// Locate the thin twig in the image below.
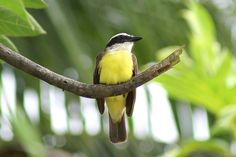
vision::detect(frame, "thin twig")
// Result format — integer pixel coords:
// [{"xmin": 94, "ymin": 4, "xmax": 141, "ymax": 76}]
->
[{"xmin": 0, "ymin": 44, "xmax": 182, "ymax": 98}]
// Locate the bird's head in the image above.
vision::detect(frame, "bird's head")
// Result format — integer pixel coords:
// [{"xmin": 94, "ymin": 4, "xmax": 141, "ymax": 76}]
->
[{"xmin": 105, "ymin": 33, "xmax": 142, "ymax": 52}]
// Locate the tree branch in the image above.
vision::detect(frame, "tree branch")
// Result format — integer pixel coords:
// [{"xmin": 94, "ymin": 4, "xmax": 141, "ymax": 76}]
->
[{"xmin": 0, "ymin": 44, "xmax": 182, "ymax": 98}]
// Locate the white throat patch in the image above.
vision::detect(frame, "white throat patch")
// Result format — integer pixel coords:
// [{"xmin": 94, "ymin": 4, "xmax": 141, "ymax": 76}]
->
[{"xmin": 106, "ymin": 42, "xmax": 134, "ymax": 53}]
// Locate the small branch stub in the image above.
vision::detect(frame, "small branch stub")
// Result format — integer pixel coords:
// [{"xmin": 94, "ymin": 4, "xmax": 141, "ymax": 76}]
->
[{"xmin": 0, "ymin": 44, "xmax": 183, "ymax": 98}]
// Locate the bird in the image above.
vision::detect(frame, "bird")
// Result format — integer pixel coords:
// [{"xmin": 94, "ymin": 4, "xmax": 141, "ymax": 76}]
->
[{"xmin": 93, "ymin": 33, "xmax": 142, "ymax": 143}]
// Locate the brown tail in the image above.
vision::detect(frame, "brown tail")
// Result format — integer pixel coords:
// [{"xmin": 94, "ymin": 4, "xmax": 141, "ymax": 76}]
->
[{"xmin": 109, "ymin": 114, "xmax": 127, "ymax": 143}]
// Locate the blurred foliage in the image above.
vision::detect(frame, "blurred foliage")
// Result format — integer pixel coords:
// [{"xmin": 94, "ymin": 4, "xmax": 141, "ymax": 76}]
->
[
  {"xmin": 213, "ymin": 105, "xmax": 236, "ymax": 140},
  {"xmin": 1, "ymin": 0, "xmax": 236, "ymax": 157},
  {"xmin": 156, "ymin": 2, "xmax": 236, "ymax": 114},
  {"xmin": 156, "ymin": 1, "xmax": 236, "ymax": 156},
  {"xmin": 11, "ymin": 108, "xmax": 47, "ymax": 157},
  {"xmin": 160, "ymin": 140, "xmax": 232, "ymax": 157}
]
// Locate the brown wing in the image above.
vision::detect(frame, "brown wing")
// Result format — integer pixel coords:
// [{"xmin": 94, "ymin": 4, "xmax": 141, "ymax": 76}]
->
[
  {"xmin": 93, "ymin": 52, "xmax": 105, "ymax": 114},
  {"xmin": 126, "ymin": 54, "xmax": 138, "ymax": 117}
]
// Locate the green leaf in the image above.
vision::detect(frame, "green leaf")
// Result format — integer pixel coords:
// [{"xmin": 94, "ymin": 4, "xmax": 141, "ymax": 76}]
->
[
  {"xmin": 159, "ymin": 140, "xmax": 232, "ymax": 157},
  {"xmin": 22, "ymin": 0, "xmax": 47, "ymax": 9},
  {"xmin": 0, "ymin": 0, "xmax": 32, "ymax": 27},
  {"xmin": 155, "ymin": 46, "xmax": 225, "ymax": 113},
  {"xmin": 183, "ymin": 2, "xmax": 215, "ymax": 44},
  {"xmin": 214, "ymin": 49, "xmax": 233, "ymax": 85},
  {"xmin": 155, "ymin": 3, "xmax": 236, "ymax": 115},
  {"xmin": 0, "ymin": 35, "xmax": 18, "ymax": 51},
  {"xmin": 183, "ymin": 2, "xmax": 217, "ymax": 76},
  {"xmin": 0, "ymin": 7, "xmax": 46, "ymax": 36}
]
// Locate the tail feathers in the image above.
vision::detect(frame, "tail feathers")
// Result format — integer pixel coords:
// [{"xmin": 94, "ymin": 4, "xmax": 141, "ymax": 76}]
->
[{"xmin": 109, "ymin": 114, "xmax": 127, "ymax": 143}]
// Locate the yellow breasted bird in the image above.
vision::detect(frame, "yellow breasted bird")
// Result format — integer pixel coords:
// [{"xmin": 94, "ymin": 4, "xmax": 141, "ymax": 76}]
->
[{"xmin": 93, "ymin": 33, "xmax": 142, "ymax": 143}]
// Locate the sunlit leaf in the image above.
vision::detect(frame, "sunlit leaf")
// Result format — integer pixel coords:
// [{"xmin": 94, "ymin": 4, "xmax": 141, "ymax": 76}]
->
[
  {"xmin": 183, "ymin": 2, "xmax": 218, "ymax": 77},
  {"xmin": 155, "ymin": 2, "xmax": 236, "ymax": 115},
  {"xmin": 155, "ymin": 46, "xmax": 225, "ymax": 113},
  {"xmin": 214, "ymin": 49, "xmax": 233, "ymax": 86},
  {"xmin": 183, "ymin": 2, "xmax": 215, "ymax": 43},
  {"xmin": 0, "ymin": 0, "xmax": 32, "ymax": 27},
  {"xmin": 0, "ymin": 7, "xmax": 46, "ymax": 36},
  {"xmin": 22, "ymin": 0, "xmax": 47, "ymax": 9}
]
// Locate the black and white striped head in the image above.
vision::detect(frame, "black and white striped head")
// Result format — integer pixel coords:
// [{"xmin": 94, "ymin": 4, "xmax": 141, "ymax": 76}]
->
[{"xmin": 105, "ymin": 33, "xmax": 142, "ymax": 52}]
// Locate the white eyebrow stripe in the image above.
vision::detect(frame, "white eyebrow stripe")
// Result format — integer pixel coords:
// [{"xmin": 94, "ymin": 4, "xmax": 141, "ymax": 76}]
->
[{"xmin": 109, "ymin": 33, "xmax": 132, "ymax": 41}]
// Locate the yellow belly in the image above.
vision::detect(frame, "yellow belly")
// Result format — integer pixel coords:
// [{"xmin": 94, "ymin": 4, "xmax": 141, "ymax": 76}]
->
[
  {"xmin": 99, "ymin": 51, "xmax": 133, "ymax": 122},
  {"xmin": 99, "ymin": 51, "xmax": 133, "ymax": 84}
]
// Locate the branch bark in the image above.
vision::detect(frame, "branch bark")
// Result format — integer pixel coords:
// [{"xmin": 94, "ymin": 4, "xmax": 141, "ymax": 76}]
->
[{"xmin": 0, "ymin": 44, "xmax": 182, "ymax": 98}]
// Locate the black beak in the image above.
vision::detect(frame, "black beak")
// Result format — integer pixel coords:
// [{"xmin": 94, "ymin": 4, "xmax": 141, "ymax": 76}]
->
[{"xmin": 130, "ymin": 36, "xmax": 142, "ymax": 42}]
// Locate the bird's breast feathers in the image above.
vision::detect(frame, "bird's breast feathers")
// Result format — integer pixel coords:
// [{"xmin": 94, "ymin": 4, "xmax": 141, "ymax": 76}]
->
[{"xmin": 99, "ymin": 51, "xmax": 133, "ymax": 84}]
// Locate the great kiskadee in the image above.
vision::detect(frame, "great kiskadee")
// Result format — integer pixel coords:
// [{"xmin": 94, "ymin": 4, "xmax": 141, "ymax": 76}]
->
[{"xmin": 93, "ymin": 33, "xmax": 142, "ymax": 143}]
